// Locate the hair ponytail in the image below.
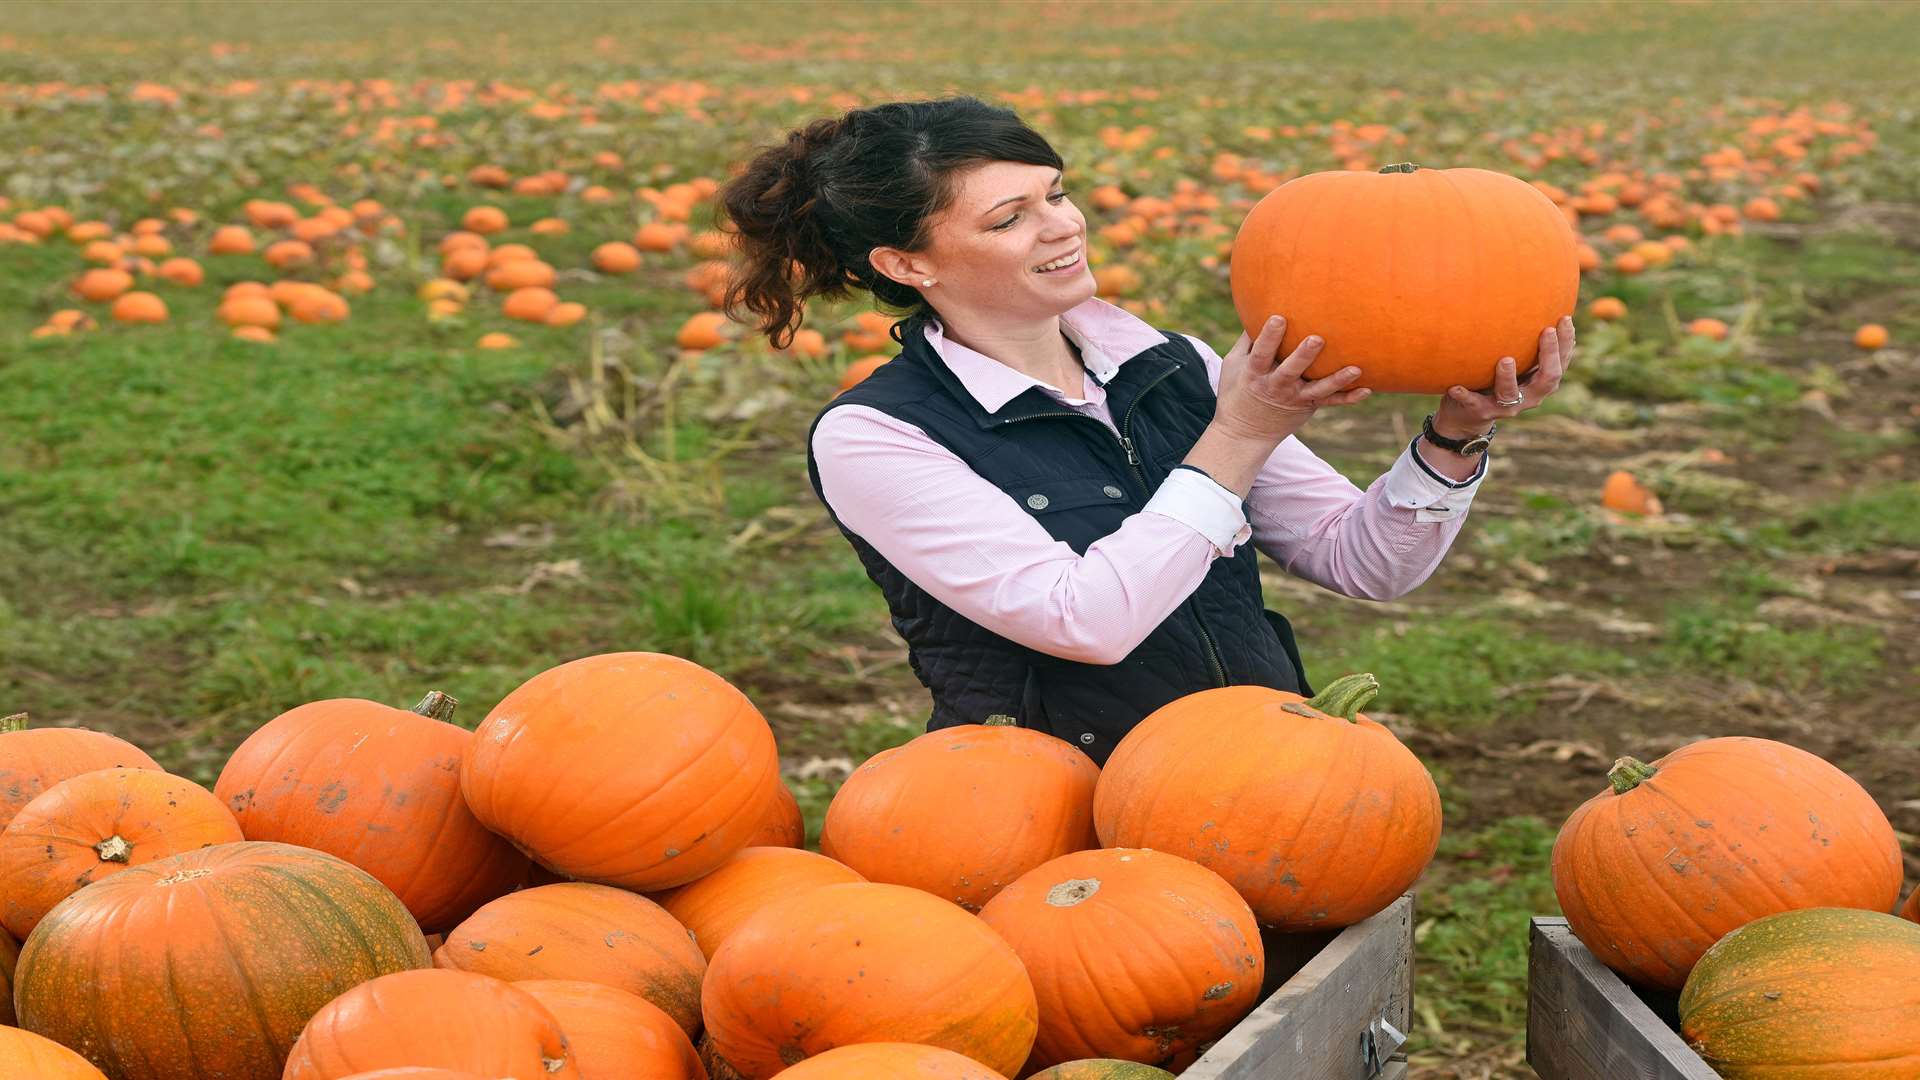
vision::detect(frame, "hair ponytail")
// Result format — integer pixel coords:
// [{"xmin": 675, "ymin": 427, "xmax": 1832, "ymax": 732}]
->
[{"xmin": 719, "ymin": 97, "xmax": 1063, "ymax": 350}]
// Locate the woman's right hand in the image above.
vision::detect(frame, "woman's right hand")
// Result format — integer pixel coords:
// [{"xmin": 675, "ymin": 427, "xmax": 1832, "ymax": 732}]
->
[{"xmin": 1212, "ymin": 315, "xmax": 1369, "ymax": 444}]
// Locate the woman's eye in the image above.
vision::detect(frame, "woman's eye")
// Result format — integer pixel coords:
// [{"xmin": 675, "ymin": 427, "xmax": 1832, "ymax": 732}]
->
[{"xmin": 994, "ymin": 191, "xmax": 1068, "ymax": 231}]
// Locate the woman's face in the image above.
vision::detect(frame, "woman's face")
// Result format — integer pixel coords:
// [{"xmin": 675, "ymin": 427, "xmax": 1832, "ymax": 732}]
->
[{"xmin": 884, "ymin": 160, "xmax": 1095, "ymax": 320}]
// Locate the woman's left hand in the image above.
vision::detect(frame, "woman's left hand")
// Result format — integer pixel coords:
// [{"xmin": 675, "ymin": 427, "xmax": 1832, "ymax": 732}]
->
[{"xmin": 1430, "ymin": 315, "xmax": 1577, "ymax": 438}]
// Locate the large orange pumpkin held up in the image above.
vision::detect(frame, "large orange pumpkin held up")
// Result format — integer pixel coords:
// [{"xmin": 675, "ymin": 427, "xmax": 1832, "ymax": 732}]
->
[{"xmin": 1229, "ymin": 163, "xmax": 1578, "ymax": 394}]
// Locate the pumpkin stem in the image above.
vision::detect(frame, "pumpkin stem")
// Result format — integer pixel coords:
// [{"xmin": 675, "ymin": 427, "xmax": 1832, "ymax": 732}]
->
[
  {"xmin": 95, "ymin": 835, "xmax": 132, "ymax": 863},
  {"xmin": 1608, "ymin": 756, "xmax": 1658, "ymax": 794},
  {"xmin": 0, "ymin": 713, "xmax": 26, "ymax": 734},
  {"xmin": 981, "ymin": 714, "xmax": 1017, "ymax": 727},
  {"xmin": 410, "ymin": 691, "xmax": 458, "ymax": 723},
  {"xmin": 1377, "ymin": 162, "xmax": 1422, "ymax": 174},
  {"xmin": 1303, "ymin": 672, "xmax": 1379, "ymax": 722}
]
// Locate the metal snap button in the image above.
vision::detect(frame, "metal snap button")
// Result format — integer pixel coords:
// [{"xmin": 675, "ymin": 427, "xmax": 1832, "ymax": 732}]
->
[
  {"xmin": 1026, "ymin": 493, "xmax": 1050, "ymax": 510},
  {"xmin": 1078, "ymin": 732, "xmax": 1095, "ymax": 745},
  {"xmin": 1102, "ymin": 484, "xmax": 1124, "ymax": 499}
]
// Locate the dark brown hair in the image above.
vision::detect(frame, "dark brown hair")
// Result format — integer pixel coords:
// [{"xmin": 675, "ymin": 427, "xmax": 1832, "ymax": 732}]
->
[{"xmin": 720, "ymin": 96, "xmax": 1064, "ymax": 349}]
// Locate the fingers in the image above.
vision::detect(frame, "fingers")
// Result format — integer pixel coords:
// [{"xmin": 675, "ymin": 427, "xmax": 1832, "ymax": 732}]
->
[
  {"xmin": 1492, "ymin": 356, "xmax": 1524, "ymax": 410},
  {"xmin": 1557, "ymin": 315, "xmax": 1576, "ymax": 372},
  {"xmin": 1248, "ymin": 315, "xmax": 1288, "ymax": 374},
  {"xmin": 1301, "ymin": 363, "xmax": 1365, "ymax": 401},
  {"xmin": 1273, "ymin": 331, "xmax": 1326, "ymax": 377}
]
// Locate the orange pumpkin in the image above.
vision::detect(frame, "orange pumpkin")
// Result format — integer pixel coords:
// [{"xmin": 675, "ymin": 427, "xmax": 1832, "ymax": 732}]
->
[
  {"xmin": 745, "ymin": 778, "xmax": 803, "ymax": 847},
  {"xmin": 213, "ymin": 690, "xmax": 530, "ymax": 932},
  {"xmin": 460, "ymin": 652, "xmax": 779, "ymax": 891},
  {"xmin": 0, "ymin": 1026, "xmax": 109, "ymax": 1078},
  {"xmin": 1230, "ymin": 164, "xmax": 1578, "ymax": 394},
  {"xmin": 772, "ymin": 1043, "xmax": 1007, "ymax": 1079},
  {"xmin": 289, "ymin": 288, "xmax": 350, "ymax": 324},
  {"xmin": 701, "ymin": 882, "xmax": 1037, "ymax": 1079},
  {"xmin": 337, "ymin": 1060, "xmax": 487, "ymax": 1068},
  {"xmin": 1853, "ymin": 323, "xmax": 1889, "ymax": 350},
  {"xmin": 15, "ymin": 842, "xmax": 430, "ymax": 1077},
  {"xmin": 1679, "ymin": 908, "xmax": 1920, "ymax": 1075},
  {"xmin": 462, "ymin": 206, "xmax": 509, "ymax": 235},
  {"xmin": 283, "ymin": 969, "xmax": 580, "ymax": 1080},
  {"xmin": 591, "ymin": 241, "xmax": 641, "ymax": 273},
  {"xmin": 979, "ymin": 848, "xmax": 1262, "ymax": 1072},
  {"xmin": 71, "ymin": 268, "xmax": 134, "ymax": 303},
  {"xmin": 1095, "ymin": 674, "xmax": 1440, "ymax": 930},
  {"xmin": 1586, "ymin": 297, "xmax": 1627, "ymax": 321},
  {"xmin": 264, "ymin": 239, "xmax": 315, "ymax": 268},
  {"xmin": 0, "ymin": 767, "xmax": 243, "ymax": 939},
  {"xmin": 219, "ymin": 295, "xmax": 282, "ymax": 329},
  {"xmin": 677, "ymin": 311, "xmax": 729, "ymax": 350},
  {"xmin": 110, "ymin": 291, "xmax": 168, "ymax": 324},
  {"xmin": 0, "ymin": 713, "xmax": 160, "ymax": 832},
  {"xmin": 1552, "ymin": 739, "xmax": 1903, "ymax": 990},
  {"xmin": 0, "ymin": 927, "xmax": 16, "ymax": 1026},
  {"xmin": 517, "ymin": 980, "xmax": 706, "ymax": 1080},
  {"xmin": 434, "ymin": 881, "xmax": 706, "ymax": 1037},
  {"xmin": 820, "ymin": 720, "xmax": 1099, "ymax": 911},
  {"xmin": 486, "ymin": 259, "xmax": 557, "ymax": 291},
  {"xmin": 337, "ymin": 1071, "xmax": 489, "ymax": 1080},
  {"xmin": 835, "ymin": 355, "xmax": 891, "ymax": 395},
  {"xmin": 652, "ymin": 847, "xmax": 864, "ymax": 960},
  {"xmin": 545, "ymin": 301, "xmax": 588, "ymax": 327},
  {"xmin": 501, "ymin": 286, "xmax": 559, "ymax": 322},
  {"xmin": 1601, "ymin": 470, "xmax": 1662, "ymax": 516},
  {"xmin": 1687, "ymin": 317, "xmax": 1729, "ymax": 341},
  {"xmin": 209, "ymin": 224, "xmax": 255, "ymax": 254}
]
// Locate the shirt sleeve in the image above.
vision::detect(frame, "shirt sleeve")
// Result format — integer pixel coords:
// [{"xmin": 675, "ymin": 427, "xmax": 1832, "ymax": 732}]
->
[
  {"xmin": 1180, "ymin": 333, "xmax": 1486, "ymax": 601},
  {"xmin": 812, "ymin": 403, "xmax": 1243, "ymax": 665}
]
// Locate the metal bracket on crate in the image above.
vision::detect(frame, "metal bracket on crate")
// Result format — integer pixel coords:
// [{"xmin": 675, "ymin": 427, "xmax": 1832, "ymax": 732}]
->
[{"xmin": 1361, "ymin": 1015, "xmax": 1408, "ymax": 1078}]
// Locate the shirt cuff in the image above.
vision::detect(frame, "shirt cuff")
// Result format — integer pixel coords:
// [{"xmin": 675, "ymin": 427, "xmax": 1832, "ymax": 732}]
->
[
  {"xmin": 1384, "ymin": 436, "xmax": 1490, "ymax": 521},
  {"xmin": 1145, "ymin": 466, "xmax": 1252, "ymax": 554}
]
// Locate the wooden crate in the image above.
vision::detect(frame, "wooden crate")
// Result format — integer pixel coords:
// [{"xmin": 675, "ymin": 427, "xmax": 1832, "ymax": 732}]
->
[
  {"xmin": 1184, "ymin": 893, "xmax": 1413, "ymax": 1080},
  {"xmin": 1526, "ymin": 917, "xmax": 1718, "ymax": 1079}
]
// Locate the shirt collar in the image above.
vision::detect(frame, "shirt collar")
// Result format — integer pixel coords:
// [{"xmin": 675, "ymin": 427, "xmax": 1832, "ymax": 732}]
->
[{"xmin": 921, "ymin": 297, "xmax": 1172, "ymax": 414}]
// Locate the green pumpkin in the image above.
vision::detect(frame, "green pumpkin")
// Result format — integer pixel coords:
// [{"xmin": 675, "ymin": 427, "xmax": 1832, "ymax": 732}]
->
[{"xmin": 1028, "ymin": 1062, "xmax": 1178, "ymax": 1080}]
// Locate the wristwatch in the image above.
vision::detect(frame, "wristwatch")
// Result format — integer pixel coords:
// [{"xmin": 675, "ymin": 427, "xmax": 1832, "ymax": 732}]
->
[{"xmin": 1420, "ymin": 413, "xmax": 1497, "ymax": 456}]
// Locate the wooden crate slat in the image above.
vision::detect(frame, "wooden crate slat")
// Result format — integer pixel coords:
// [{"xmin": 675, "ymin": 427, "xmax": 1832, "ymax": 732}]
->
[
  {"xmin": 1526, "ymin": 917, "xmax": 1719, "ymax": 1080},
  {"xmin": 1185, "ymin": 894, "xmax": 1413, "ymax": 1080}
]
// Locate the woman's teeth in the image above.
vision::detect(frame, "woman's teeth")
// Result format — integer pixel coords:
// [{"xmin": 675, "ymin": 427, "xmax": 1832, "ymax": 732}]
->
[{"xmin": 1033, "ymin": 252, "xmax": 1080, "ymax": 273}]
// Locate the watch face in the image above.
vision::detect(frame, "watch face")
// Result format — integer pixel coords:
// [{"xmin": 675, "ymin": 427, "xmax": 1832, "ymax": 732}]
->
[{"xmin": 1460, "ymin": 435, "xmax": 1493, "ymax": 456}]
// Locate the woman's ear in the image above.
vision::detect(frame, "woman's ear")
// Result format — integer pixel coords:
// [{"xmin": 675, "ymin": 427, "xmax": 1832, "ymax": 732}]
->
[{"xmin": 868, "ymin": 245, "xmax": 930, "ymax": 290}]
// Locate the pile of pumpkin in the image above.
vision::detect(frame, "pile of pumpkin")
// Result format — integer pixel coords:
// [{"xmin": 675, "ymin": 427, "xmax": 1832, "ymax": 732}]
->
[
  {"xmin": 1552, "ymin": 738, "xmax": 1920, "ymax": 1077},
  {"xmin": 0, "ymin": 657, "xmax": 1440, "ymax": 1078}
]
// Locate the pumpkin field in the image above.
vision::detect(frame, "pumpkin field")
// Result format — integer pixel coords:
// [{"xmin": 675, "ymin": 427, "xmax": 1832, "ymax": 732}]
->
[{"xmin": 2, "ymin": 1, "xmax": 1918, "ymax": 1077}]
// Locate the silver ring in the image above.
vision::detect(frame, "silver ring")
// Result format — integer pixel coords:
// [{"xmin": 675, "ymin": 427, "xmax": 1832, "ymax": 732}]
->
[{"xmin": 1495, "ymin": 394, "xmax": 1525, "ymax": 408}]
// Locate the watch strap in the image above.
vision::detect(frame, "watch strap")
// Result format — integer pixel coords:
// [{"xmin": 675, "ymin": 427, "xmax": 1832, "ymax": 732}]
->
[{"xmin": 1421, "ymin": 413, "xmax": 1496, "ymax": 455}]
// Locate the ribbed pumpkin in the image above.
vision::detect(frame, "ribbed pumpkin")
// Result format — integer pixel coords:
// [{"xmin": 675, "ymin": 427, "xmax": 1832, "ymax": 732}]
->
[
  {"xmin": 461, "ymin": 652, "xmax": 779, "ymax": 890},
  {"xmin": 0, "ymin": 766, "xmax": 243, "ymax": 939},
  {"xmin": 820, "ymin": 719, "xmax": 1099, "ymax": 911},
  {"xmin": 771, "ymin": 1043, "xmax": 1008, "ymax": 1079},
  {"xmin": 213, "ymin": 690, "xmax": 530, "ymax": 932},
  {"xmin": 1552, "ymin": 738, "xmax": 1902, "ymax": 990},
  {"xmin": 979, "ymin": 848, "xmax": 1263, "ymax": 1072},
  {"xmin": 337, "ymin": 1072, "xmax": 489, "ymax": 1080},
  {"xmin": 433, "ymin": 882, "xmax": 706, "ymax": 1037},
  {"xmin": 283, "ymin": 969, "xmax": 580, "ymax": 1080},
  {"xmin": 702, "ymin": 882, "xmax": 1038, "ymax": 1079},
  {"xmin": 1679, "ymin": 907, "xmax": 1920, "ymax": 1077},
  {"xmin": 330, "ymin": 1060, "xmax": 483, "ymax": 1068},
  {"xmin": 0, "ymin": 713, "xmax": 160, "ymax": 832},
  {"xmin": 517, "ymin": 980, "xmax": 706, "ymax": 1080},
  {"xmin": 1093, "ymin": 674, "xmax": 1440, "ymax": 930},
  {"xmin": 0, "ymin": 927, "xmax": 16, "ymax": 1026},
  {"xmin": 1902, "ymin": 884, "xmax": 1919, "ymax": 924},
  {"xmin": 651, "ymin": 846, "xmax": 865, "ymax": 960},
  {"xmin": 0, "ymin": 1025, "xmax": 109, "ymax": 1078},
  {"xmin": 15, "ymin": 841, "xmax": 430, "ymax": 1078},
  {"xmin": 1029, "ymin": 1063, "xmax": 1177, "ymax": 1080},
  {"xmin": 1229, "ymin": 164, "xmax": 1579, "ymax": 394},
  {"xmin": 747, "ymin": 778, "xmax": 804, "ymax": 847}
]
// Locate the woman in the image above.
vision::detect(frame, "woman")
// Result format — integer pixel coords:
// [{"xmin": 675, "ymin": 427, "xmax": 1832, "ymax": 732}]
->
[{"xmin": 722, "ymin": 97, "xmax": 1574, "ymax": 764}]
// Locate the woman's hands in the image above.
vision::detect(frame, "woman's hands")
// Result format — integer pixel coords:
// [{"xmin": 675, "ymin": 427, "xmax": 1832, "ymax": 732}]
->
[
  {"xmin": 1212, "ymin": 314, "xmax": 1371, "ymax": 445},
  {"xmin": 1431, "ymin": 316, "xmax": 1578, "ymax": 439}
]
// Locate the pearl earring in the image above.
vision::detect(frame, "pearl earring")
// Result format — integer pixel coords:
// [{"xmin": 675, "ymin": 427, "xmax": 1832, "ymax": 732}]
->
[{"xmin": 921, "ymin": 279, "xmax": 935, "ymax": 287}]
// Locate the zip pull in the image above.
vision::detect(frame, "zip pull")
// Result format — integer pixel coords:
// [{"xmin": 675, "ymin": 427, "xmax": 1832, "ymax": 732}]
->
[{"xmin": 1118, "ymin": 434, "xmax": 1139, "ymax": 466}]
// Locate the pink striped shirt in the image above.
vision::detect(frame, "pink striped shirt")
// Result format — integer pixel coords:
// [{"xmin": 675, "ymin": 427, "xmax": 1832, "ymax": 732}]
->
[{"xmin": 811, "ymin": 298, "xmax": 1487, "ymax": 666}]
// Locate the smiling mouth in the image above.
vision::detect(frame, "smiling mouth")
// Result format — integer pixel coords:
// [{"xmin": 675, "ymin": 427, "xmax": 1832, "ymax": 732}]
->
[{"xmin": 1032, "ymin": 250, "xmax": 1081, "ymax": 274}]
